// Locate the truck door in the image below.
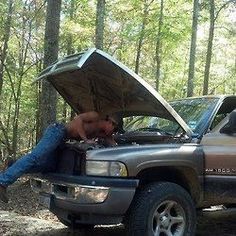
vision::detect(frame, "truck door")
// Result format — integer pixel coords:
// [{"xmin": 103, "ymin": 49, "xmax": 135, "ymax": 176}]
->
[{"xmin": 201, "ymin": 113, "xmax": 236, "ymax": 205}]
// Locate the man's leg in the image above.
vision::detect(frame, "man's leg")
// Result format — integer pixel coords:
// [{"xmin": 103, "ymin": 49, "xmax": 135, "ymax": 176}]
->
[{"xmin": 0, "ymin": 123, "xmax": 67, "ymax": 202}]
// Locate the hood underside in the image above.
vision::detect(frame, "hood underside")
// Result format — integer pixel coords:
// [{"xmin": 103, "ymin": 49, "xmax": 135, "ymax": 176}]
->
[{"xmin": 34, "ymin": 48, "xmax": 192, "ymax": 136}]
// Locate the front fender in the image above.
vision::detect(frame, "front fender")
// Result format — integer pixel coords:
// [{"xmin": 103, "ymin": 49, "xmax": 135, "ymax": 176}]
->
[{"xmin": 134, "ymin": 144, "xmax": 203, "ymax": 176}]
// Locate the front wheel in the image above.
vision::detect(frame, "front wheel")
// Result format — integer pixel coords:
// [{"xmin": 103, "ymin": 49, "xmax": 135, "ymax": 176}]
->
[{"xmin": 125, "ymin": 182, "xmax": 196, "ymax": 236}]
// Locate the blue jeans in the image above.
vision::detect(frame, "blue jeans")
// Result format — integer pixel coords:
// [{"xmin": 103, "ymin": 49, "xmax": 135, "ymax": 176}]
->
[{"xmin": 0, "ymin": 123, "xmax": 67, "ymax": 187}]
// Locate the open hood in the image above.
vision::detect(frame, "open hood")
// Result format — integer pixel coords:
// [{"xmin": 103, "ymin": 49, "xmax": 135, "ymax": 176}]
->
[{"xmin": 34, "ymin": 48, "xmax": 193, "ymax": 137}]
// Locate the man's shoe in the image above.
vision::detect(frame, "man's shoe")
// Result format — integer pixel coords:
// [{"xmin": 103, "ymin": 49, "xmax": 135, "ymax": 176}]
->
[{"xmin": 0, "ymin": 185, "xmax": 8, "ymax": 203}]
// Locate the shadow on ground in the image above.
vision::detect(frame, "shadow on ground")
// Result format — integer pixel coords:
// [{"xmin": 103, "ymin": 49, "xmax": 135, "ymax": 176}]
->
[
  {"xmin": 1, "ymin": 181, "xmax": 236, "ymax": 235},
  {"xmin": 1, "ymin": 208, "xmax": 236, "ymax": 236}
]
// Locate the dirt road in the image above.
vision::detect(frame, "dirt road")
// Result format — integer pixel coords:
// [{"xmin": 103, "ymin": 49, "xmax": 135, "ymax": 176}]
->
[
  {"xmin": 1, "ymin": 180, "xmax": 236, "ymax": 235},
  {"xmin": 1, "ymin": 208, "xmax": 236, "ymax": 236}
]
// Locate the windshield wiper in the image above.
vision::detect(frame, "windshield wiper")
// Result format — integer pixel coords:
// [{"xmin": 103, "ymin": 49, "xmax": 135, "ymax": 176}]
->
[{"xmin": 133, "ymin": 127, "xmax": 173, "ymax": 136}]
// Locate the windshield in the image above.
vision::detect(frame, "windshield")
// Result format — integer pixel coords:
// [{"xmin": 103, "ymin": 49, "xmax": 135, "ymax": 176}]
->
[
  {"xmin": 122, "ymin": 97, "xmax": 219, "ymax": 136},
  {"xmin": 170, "ymin": 97, "xmax": 219, "ymax": 134},
  {"xmin": 123, "ymin": 116, "xmax": 182, "ymax": 136}
]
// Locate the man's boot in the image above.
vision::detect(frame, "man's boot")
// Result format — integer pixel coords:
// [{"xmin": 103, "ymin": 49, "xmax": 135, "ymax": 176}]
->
[{"xmin": 0, "ymin": 185, "xmax": 8, "ymax": 203}]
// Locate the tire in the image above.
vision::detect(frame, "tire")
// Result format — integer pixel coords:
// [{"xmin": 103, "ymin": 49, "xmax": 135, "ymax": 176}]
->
[
  {"xmin": 125, "ymin": 182, "xmax": 196, "ymax": 236},
  {"xmin": 57, "ymin": 217, "xmax": 95, "ymax": 230}
]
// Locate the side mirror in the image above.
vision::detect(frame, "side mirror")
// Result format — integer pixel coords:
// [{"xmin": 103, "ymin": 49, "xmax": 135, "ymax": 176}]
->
[{"xmin": 220, "ymin": 110, "xmax": 236, "ymax": 134}]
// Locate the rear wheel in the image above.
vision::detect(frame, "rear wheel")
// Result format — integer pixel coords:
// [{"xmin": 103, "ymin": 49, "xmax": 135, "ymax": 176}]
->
[{"xmin": 125, "ymin": 182, "xmax": 196, "ymax": 236}]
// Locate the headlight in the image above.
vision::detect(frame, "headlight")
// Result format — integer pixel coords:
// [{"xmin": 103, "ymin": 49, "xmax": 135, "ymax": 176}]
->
[
  {"xmin": 86, "ymin": 161, "xmax": 128, "ymax": 177},
  {"xmin": 74, "ymin": 186, "xmax": 109, "ymax": 203}
]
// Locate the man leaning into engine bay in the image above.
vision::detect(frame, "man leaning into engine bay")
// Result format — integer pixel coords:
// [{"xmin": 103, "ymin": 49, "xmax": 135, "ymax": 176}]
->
[{"xmin": 0, "ymin": 111, "xmax": 118, "ymax": 203}]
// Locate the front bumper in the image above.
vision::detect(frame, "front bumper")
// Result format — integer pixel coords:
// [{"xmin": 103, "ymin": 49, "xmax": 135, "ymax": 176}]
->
[{"xmin": 31, "ymin": 173, "xmax": 138, "ymax": 224}]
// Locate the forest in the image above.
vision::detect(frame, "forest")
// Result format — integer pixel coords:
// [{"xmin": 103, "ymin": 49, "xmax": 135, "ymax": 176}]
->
[{"xmin": 0, "ymin": 0, "xmax": 235, "ymax": 162}]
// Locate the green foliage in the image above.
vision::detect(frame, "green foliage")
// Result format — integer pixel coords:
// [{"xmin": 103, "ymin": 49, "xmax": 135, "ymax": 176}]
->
[{"xmin": 0, "ymin": 0, "xmax": 235, "ymax": 159}]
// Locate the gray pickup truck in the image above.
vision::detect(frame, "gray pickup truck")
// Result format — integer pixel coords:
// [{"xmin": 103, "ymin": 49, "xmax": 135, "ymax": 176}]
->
[{"xmin": 31, "ymin": 48, "xmax": 236, "ymax": 236}]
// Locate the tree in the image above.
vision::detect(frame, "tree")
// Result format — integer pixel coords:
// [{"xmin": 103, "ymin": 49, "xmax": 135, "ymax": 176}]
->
[
  {"xmin": 0, "ymin": 0, "xmax": 235, "ymax": 161},
  {"xmin": 203, "ymin": 0, "xmax": 235, "ymax": 95},
  {"xmin": 0, "ymin": 0, "xmax": 45, "ymax": 159},
  {"xmin": 95, "ymin": 0, "xmax": 106, "ymax": 50},
  {"xmin": 39, "ymin": 0, "xmax": 62, "ymax": 136},
  {"xmin": 203, "ymin": 0, "xmax": 215, "ymax": 95},
  {"xmin": 187, "ymin": 0, "xmax": 199, "ymax": 97},
  {"xmin": 155, "ymin": 0, "xmax": 164, "ymax": 91},
  {"xmin": 65, "ymin": 0, "xmax": 76, "ymax": 121},
  {"xmin": 135, "ymin": 0, "xmax": 154, "ymax": 74},
  {"xmin": 0, "ymin": 0, "xmax": 13, "ymax": 96}
]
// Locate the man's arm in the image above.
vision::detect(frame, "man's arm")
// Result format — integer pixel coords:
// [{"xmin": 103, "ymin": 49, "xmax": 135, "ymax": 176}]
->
[{"xmin": 66, "ymin": 111, "xmax": 99, "ymax": 141}]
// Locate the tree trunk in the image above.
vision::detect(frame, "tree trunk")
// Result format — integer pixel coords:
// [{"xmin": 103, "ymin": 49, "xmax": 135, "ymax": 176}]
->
[
  {"xmin": 65, "ymin": 0, "xmax": 76, "ymax": 121},
  {"xmin": 95, "ymin": 0, "xmax": 105, "ymax": 50},
  {"xmin": 155, "ymin": 0, "xmax": 164, "ymax": 91},
  {"xmin": 202, "ymin": 0, "xmax": 234, "ymax": 95},
  {"xmin": 66, "ymin": 0, "xmax": 75, "ymax": 55},
  {"xmin": 187, "ymin": 0, "xmax": 199, "ymax": 97},
  {"xmin": 135, "ymin": 1, "xmax": 149, "ymax": 74},
  {"xmin": 40, "ymin": 0, "xmax": 62, "ymax": 135},
  {"xmin": 0, "ymin": 0, "xmax": 13, "ymax": 96},
  {"xmin": 9, "ymin": 2, "xmax": 30, "ymax": 158},
  {"xmin": 203, "ymin": 0, "xmax": 215, "ymax": 95}
]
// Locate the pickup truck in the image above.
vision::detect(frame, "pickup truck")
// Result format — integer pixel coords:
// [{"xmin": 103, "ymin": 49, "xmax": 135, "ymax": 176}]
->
[{"xmin": 31, "ymin": 48, "xmax": 236, "ymax": 236}]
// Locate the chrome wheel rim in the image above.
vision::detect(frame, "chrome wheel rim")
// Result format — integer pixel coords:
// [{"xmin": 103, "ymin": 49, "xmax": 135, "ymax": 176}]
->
[{"xmin": 152, "ymin": 200, "xmax": 185, "ymax": 236}]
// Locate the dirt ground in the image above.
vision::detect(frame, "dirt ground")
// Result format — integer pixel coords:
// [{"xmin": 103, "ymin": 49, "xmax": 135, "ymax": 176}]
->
[{"xmin": 1, "ymin": 179, "xmax": 236, "ymax": 236}]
